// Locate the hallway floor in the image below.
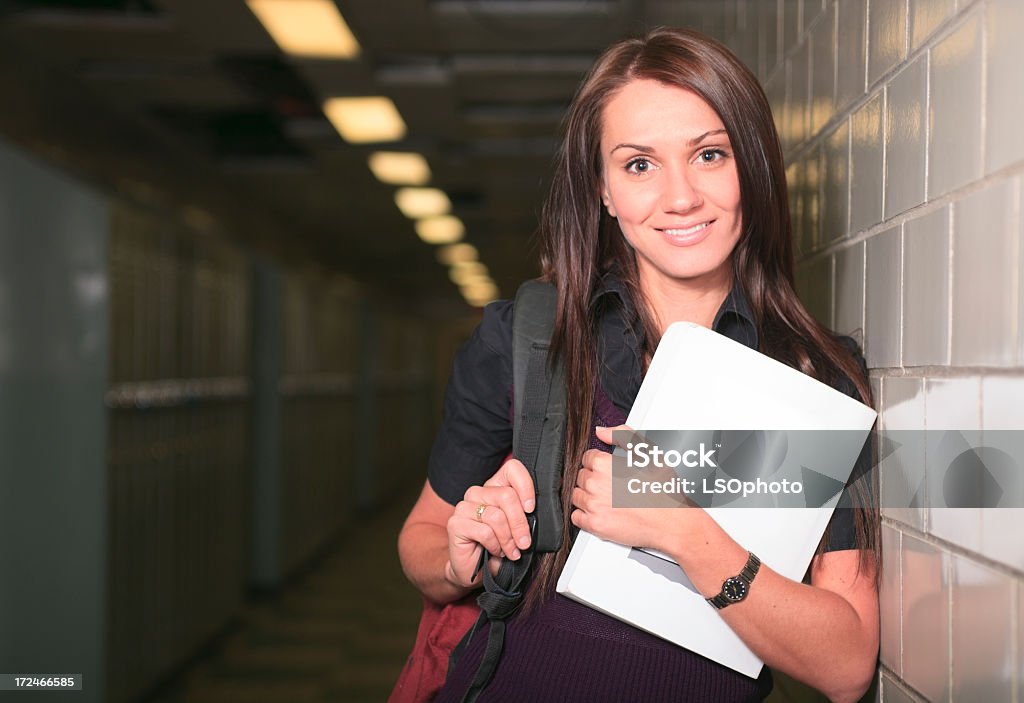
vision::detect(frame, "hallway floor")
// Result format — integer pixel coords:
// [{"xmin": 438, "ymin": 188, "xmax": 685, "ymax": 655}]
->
[
  {"xmin": 135, "ymin": 492, "xmax": 861, "ymax": 703},
  {"xmin": 145, "ymin": 494, "xmax": 423, "ymax": 703}
]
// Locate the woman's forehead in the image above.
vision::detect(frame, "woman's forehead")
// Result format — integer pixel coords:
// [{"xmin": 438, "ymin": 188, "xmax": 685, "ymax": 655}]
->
[{"xmin": 599, "ymin": 79, "xmax": 726, "ymax": 147}]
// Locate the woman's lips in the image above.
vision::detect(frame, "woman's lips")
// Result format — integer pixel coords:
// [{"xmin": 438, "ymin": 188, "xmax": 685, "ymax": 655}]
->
[{"xmin": 658, "ymin": 220, "xmax": 714, "ymax": 246}]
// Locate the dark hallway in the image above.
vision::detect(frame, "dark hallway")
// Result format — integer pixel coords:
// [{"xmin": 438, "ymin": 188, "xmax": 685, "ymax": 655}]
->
[{"xmin": 144, "ymin": 492, "xmax": 421, "ymax": 703}]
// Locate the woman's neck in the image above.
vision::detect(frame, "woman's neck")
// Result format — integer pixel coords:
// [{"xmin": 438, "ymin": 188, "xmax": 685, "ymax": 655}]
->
[{"xmin": 638, "ymin": 264, "xmax": 733, "ymax": 334}]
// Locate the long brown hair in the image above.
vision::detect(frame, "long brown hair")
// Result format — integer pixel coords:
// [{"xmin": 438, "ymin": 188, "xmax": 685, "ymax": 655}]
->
[{"xmin": 529, "ymin": 27, "xmax": 878, "ymax": 604}]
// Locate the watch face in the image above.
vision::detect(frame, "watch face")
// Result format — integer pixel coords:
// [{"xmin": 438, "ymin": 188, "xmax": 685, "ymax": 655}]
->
[{"xmin": 723, "ymin": 577, "xmax": 748, "ymax": 602}]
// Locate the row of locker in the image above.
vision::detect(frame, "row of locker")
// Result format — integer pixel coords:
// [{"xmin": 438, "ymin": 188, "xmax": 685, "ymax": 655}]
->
[
  {"xmin": 109, "ymin": 206, "xmax": 250, "ymax": 384},
  {"xmin": 105, "ymin": 204, "xmax": 436, "ymax": 703},
  {"xmin": 105, "ymin": 404, "xmax": 248, "ymax": 703}
]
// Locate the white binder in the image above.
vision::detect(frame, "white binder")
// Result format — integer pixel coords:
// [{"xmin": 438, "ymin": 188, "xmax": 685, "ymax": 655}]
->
[{"xmin": 556, "ymin": 322, "xmax": 877, "ymax": 677}]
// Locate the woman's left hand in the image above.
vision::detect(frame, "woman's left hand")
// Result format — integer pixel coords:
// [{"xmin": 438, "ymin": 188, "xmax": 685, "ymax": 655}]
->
[{"xmin": 570, "ymin": 424, "xmax": 713, "ymax": 555}]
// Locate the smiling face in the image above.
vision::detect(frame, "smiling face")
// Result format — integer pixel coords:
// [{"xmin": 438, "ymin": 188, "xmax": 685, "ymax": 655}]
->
[{"xmin": 600, "ymin": 79, "xmax": 743, "ymax": 297}]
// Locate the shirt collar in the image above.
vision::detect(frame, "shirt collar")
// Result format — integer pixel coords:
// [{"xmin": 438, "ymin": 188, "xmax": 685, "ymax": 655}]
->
[{"xmin": 594, "ymin": 270, "xmax": 759, "ymax": 349}]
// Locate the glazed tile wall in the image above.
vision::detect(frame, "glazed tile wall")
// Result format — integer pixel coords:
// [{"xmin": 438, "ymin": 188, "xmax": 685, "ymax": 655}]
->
[{"xmin": 718, "ymin": 1, "xmax": 1024, "ymax": 700}]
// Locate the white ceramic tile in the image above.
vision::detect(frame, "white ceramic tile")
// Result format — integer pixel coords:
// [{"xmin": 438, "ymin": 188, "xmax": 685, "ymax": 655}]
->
[
  {"xmin": 821, "ymin": 121, "xmax": 850, "ymax": 246},
  {"xmin": 802, "ymin": 147, "xmax": 821, "ymax": 253},
  {"xmin": 1018, "ymin": 581, "xmax": 1023, "ymax": 696},
  {"xmin": 931, "ymin": 507, "xmax": 983, "ymax": 557},
  {"xmin": 881, "ymin": 673, "xmax": 918, "ymax": 703},
  {"xmin": 951, "ymin": 180, "xmax": 1018, "ymax": 366},
  {"xmin": 765, "ymin": 68, "xmax": 786, "ymax": 142},
  {"xmin": 781, "ymin": 0, "xmax": 802, "ymax": 54},
  {"xmin": 760, "ymin": 0, "xmax": 781, "ymax": 79},
  {"xmin": 986, "ymin": 0, "xmax": 1024, "ymax": 173},
  {"xmin": 910, "ymin": 0, "xmax": 956, "ymax": 50},
  {"xmin": 980, "ymin": 510, "xmax": 1024, "ymax": 570},
  {"xmin": 869, "ymin": 0, "xmax": 909, "ymax": 86},
  {"xmin": 885, "ymin": 56, "xmax": 928, "ymax": 219},
  {"xmin": 780, "ymin": 59, "xmax": 794, "ymax": 156},
  {"xmin": 929, "ymin": 14, "xmax": 983, "ymax": 198},
  {"xmin": 788, "ymin": 160, "xmax": 804, "ymax": 256},
  {"xmin": 865, "ymin": 225, "xmax": 903, "ymax": 368},
  {"xmin": 881, "ymin": 376, "xmax": 926, "ymax": 529},
  {"xmin": 726, "ymin": 3, "xmax": 754, "ymax": 71},
  {"xmin": 850, "ymin": 92, "xmax": 884, "ymax": 233},
  {"xmin": 901, "ymin": 534, "xmax": 951, "ymax": 703},
  {"xmin": 982, "ymin": 376, "xmax": 1024, "ymax": 430},
  {"xmin": 880, "ymin": 524, "xmax": 903, "ymax": 673},
  {"xmin": 1018, "ymin": 179, "xmax": 1024, "ymax": 364},
  {"xmin": 804, "ymin": 0, "xmax": 827, "ymax": 32},
  {"xmin": 979, "ymin": 377, "xmax": 1024, "ymax": 569},
  {"xmin": 788, "ymin": 41, "xmax": 811, "ymax": 148},
  {"xmin": 809, "ymin": 2, "xmax": 835, "ymax": 136},
  {"xmin": 902, "ymin": 207, "xmax": 950, "ymax": 367},
  {"xmin": 952, "ymin": 557, "xmax": 1014, "ymax": 701},
  {"xmin": 835, "ymin": 241, "xmax": 865, "ymax": 338},
  {"xmin": 925, "ymin": 375, "xmax": 981, "ymax": 429},
  {"xmin": 836, "ymin": 0, "xmax": 868, "ymax": 111},
  {"xmin": 925, "ymin": 377, "xmax": 983, "ymax": 551},
  {"xmin": 795, "ymin": 254, "xmax": 832, "ymax": 327},
  {"xmin": 882, "ymin": 377, "xmax": 926, "ymax": 430}
]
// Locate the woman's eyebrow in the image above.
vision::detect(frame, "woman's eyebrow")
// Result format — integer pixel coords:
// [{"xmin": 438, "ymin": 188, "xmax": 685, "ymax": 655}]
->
[
  {"xmin": 688, "ymin": 128, "xmax": 728, "ymax": 146},
  {"xmin": 610, "ymin": 142, "xmax": 655, "ymax": 155},
  {"xmin": 610, "ymin": 129, "xmax": 729, "ymax": 155}
]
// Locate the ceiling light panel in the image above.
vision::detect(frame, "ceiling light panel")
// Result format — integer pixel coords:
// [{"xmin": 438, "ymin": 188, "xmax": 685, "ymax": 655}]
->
[
  {"xmin": 323, "ymin": 97, "xmax": 406, "ymax": 143},
  {"xmin": 246, "ymin": 0, "xmax": 361, "ymax": 59},
  {"xmin": 368, "ymin": 152, "xmax": 431, "ymax": 185},
  {"xmin": 461, "ymin": 279, "xmax": 499, "ymax": 307},
  {"xmin": 436, "ymin": 243, "xmax": 478, "ymax": 265},
  {"xmin": 415, "ymin": 215, "xmax": 464, "ymax": 244},
  {"xmin": 449, "ymin": 261, "xmax": 488, "ymax": 286},
  {"xmin": 394, "ymin": 188, "xmax": 451, "ymax": 219}
]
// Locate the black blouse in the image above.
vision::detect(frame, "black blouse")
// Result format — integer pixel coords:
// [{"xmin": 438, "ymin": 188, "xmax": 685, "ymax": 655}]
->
[{"xmin": 427, "ymin": 274, "xmax": 866, "ymax": 552}]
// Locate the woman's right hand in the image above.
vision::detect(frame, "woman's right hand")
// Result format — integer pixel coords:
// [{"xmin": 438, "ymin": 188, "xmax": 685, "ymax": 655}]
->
[{"xmin": 445, "ymin": 457, "xmax": 536, "ymax": 589}]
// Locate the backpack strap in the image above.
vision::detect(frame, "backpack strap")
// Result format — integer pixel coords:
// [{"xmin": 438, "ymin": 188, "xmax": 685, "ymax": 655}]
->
[
  {"xmin": 452, "ymin": 280, "xmax": 566, "ymax": 703},
  {"xmin": 510, "ymin": 279, "xmax": 566, "ymax": 553}
]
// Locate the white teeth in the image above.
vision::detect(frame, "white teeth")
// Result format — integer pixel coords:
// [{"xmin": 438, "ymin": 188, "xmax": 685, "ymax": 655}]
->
[{"xmin": 663, "ymin": 222, "xmax": 710, "ymax": 236}]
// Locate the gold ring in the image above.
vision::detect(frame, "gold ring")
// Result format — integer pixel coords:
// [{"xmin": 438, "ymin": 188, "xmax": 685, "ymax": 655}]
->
[{"xmin": 475, "ymin": 504, "xmax": 488, "ymax": 522}]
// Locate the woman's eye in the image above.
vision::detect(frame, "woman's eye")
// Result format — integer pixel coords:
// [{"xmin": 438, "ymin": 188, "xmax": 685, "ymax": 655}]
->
[
  {"xmin": 625, "ymin": 158, "xmax": 652, "ymax": 174},
  {"xmin": 697, "ymin": 148, "xmax": 727, "ymax": 164}
]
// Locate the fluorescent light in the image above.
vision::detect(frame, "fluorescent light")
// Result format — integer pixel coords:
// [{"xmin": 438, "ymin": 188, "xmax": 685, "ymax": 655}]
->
[
  {"xmin": 461, "ymin": 279, "xmax": 499, "ymax": 307},
  {"xmin": 415, "ymin": 216, "xmax": 464, "ymax": 244},
  {"xmin": 449, "ymin": 262, "xmax": 488, "ymax": 286},
  {"xmin": 323, "ymin": 97, "xmax": 406, "ymax": 143},
  {"xmin": 394, "ymin": 188, "xmax": 451, "ymax": 218},
  {"xmin": 246, "ymin": 0, "xmax": 360, "ymax": 59},
  {"xmin": 368, "ymin": 152, "xmax": 431, "ymax": 185},
  {"xmin": 436, "ymin": 243, "xmax": 478, "ymax": 265}
]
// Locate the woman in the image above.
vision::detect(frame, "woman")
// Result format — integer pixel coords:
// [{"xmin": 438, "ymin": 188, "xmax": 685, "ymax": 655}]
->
[{"xmin": 399, "ymin": 27, "xmax": 879, "ymax": 703}]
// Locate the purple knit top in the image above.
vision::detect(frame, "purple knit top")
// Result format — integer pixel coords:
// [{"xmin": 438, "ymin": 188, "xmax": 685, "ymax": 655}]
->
[{"xmin": 435, "ymin": 386, "xmax": 774, "ymax": 703}]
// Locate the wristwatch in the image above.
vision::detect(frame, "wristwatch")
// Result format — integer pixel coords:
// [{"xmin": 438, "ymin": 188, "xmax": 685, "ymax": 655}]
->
[{"xmin": 706, "ymin": 552, "xmax": 761, "ymax": 609}]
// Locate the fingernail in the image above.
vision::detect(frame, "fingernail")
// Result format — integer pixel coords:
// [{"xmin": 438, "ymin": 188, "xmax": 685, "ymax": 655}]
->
[
  {"xmin": 512, "ymin": 549, "xmax": 521, "ymax": 560},
  {"xmin": 524, "ymin": 498, "xmax": 535, "ymax": 512},
  {"xmin": 518, "ymin": 535, "xmax": 531, "ymax": 549},
  {"xmin": 596, "ymin": 425, "xmax": 607, "ymax": 431}
]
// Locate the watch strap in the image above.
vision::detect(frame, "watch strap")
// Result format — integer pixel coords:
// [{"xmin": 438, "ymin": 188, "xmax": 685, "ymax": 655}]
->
[
  {"xmin": 739, "ymin": 552, "xmax": 761, "ymax": 582},
  {"xmin": 706, "ymin": 551, "xmax": 761, "ymax": 610}
]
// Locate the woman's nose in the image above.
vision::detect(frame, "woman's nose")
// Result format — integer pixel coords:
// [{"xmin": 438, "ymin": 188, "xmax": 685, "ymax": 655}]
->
[{"xmin": 661, "ymin": 168, "xmax": 703, "ymax": 213}]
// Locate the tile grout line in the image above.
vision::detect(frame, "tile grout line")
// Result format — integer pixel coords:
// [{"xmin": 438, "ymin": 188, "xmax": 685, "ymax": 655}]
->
[
  {"xmin": 800, "ymin": 157, "xmax": 1024, "ymax": 263},
  {"xmin": 947, "ymin": 205, "xmax": 954, "ymax": 367},
  {"xmin": 882, "ymin": 515, "xmax": 1024, "ymax": 580},
  {"xmin": 785, "ymin": 2, "xmax": 985, "ymax": 166},
  {"xmin": 948, "ymin": 548, "xmax": 955, "ymax": 700}
]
